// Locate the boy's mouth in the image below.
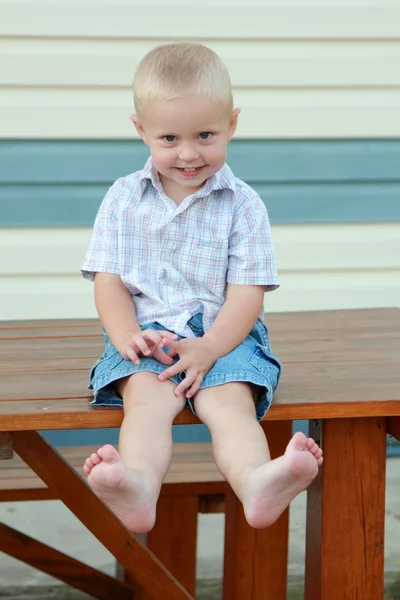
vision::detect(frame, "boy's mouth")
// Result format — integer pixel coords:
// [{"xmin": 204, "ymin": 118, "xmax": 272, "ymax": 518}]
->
[{"xmin": 176, "ymin": 166, "xmax": 205, "ymax": 177}]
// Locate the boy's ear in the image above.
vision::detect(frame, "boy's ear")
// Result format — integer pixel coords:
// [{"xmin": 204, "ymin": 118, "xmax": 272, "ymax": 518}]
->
[
  {"xmin": 130, "ymin": 114, "xmax": 148, "ymax": 144},
  {"xmin": 228, "ymin": 108, "xmax": 241, "ymax": 141}
]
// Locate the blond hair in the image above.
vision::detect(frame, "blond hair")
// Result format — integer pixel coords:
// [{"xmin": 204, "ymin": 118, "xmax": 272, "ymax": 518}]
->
[{"xmin": 133, "ymin": 43, "xmax": 233, "ymax": 112}]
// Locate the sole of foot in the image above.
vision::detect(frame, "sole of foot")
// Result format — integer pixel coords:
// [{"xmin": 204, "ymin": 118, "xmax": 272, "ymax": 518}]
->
[
  {"xmin": 83, "ymin": 444, "xmax": 157, "ymax": 533},
  {"xmin": 244, "ymin": 431, "xmax": 323, "ymax": 529}
]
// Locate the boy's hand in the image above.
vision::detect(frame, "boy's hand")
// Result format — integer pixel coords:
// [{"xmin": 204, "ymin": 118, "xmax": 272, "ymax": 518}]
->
[
  {"xmin": 117, "ymin": 330, "xmax": 179, "ymax": 365},
  {"xmin": 158, "ymin": 337, "xmax": 218, "ymax": 398}
]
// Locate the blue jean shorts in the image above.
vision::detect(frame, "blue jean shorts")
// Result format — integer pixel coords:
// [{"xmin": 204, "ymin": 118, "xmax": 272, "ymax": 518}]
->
[{"xmin": 89, "ymin": 313, "xmax": 282, "ymax": 421}]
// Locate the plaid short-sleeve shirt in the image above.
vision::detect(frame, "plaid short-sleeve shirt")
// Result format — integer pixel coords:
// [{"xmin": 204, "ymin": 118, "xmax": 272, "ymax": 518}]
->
[{"xmin": 81, "ymin": 158, "xmax": 279, "ymax": 338}]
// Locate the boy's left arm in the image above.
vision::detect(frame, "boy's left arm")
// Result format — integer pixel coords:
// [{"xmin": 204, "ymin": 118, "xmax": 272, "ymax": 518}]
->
[
  {"xmin": 158, "ymin": 283, "xmax": 264, "ymax": 397},
  {"xmin": 202, "ymin": 282, "xmax": 265, "ymax": 358}
]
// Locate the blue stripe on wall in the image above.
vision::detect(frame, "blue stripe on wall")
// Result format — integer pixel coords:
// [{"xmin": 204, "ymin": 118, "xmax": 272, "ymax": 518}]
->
[{"xmin": 1, "ymin": 140, "xmax": 400, "ymax": 227}]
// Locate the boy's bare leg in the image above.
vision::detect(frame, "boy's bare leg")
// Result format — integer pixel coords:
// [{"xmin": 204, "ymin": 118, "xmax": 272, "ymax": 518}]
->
[
  {"xmin": 194, "ymin": 382, "xmax": 323, "ymax": 529},
  {"xmin": 83, "ymin": 372, "xmax": 186, "ymax": 533}
]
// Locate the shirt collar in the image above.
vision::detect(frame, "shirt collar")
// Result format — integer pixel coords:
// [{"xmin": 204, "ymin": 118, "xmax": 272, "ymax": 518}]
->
[{"xmin": 139, "ymin": 157, "xmax": 237, "ymax": 196}]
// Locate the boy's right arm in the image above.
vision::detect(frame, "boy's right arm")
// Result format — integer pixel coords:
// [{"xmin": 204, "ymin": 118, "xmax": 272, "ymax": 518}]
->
[
  {"xmin": 94, "ymin": 272, "xmax": 141, "ymax": 350},
  {"xmin": 94, "ymin": 272, "xmax": 178, "ymax": 365}
]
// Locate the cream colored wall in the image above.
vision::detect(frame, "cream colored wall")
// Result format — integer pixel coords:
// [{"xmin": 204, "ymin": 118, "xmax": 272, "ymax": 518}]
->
[
  {"xmin": 1, "ymin": 224, "xmax": 399, "ymax": 320},
  {"xmin": 1, "ymin": 0, "xmax": 400, "ymax": 138},
  {"xmin": 1, "ymin": 1, "xmax": 399, "ymax": 320}
]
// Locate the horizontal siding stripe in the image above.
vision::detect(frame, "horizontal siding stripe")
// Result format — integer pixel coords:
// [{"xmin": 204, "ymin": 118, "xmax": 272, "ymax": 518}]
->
[
  {"xmin": 3, "ymin": 39, "xmax": 400, "ymax": 87},
  {"xmin": 2, "ymin": 88, "xmax": 400, "ymax": 139},
  {"xmin": 1, "ymin": 3, "xmax": 400, "ymax": 39},
  {"xmin": 2, "ymin": 140, "xmax": 400, "ymax": 183},
  {"xmin": 0, "ymin": 140, "xmax": 399, "ymax": 226},
  {"xmin": 0, "ymin": 224, "xmax": 399, "ymax": 319},
  {"xmin": 2, "ymin": 182, "xmax": 400, "ymax": 227},
  {"xmin": 2, "ymin": 224, "xmax": 399, "ymax": 276},
  {"xmin": 2, "ymin": 2, "xmax": 399, "ymax": 139},
  {"xmin": 1, "ymin": 270, "xmax": 399, "ymax": 320}
]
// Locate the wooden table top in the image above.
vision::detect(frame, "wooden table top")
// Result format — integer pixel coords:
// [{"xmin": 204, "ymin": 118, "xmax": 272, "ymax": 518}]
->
[{"xmin": 1, "ymin": 308, "xmax": 399, "ymax": 430}]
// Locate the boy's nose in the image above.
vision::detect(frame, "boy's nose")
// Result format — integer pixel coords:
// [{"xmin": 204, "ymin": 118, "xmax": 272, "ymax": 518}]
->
[{"xmin": 178, "ymin": 145, "xmax": 200, "ymax": 162}]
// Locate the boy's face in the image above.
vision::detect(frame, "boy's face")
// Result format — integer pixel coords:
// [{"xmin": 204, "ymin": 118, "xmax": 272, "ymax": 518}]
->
[{"xmin": 132, "ymin": 96, "xmax": 239, "ymax": 199}]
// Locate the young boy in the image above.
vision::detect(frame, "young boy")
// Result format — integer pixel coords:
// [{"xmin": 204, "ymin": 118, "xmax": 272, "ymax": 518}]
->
[{"xmin": 81, "ymin": 43, "xmax": 322, "ymax": 533}]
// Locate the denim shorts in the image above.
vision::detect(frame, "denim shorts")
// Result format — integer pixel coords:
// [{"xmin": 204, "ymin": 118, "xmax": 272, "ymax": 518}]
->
[{"xmin": 89, "ymin": 313, "xmax": 282, "ymax": 421}]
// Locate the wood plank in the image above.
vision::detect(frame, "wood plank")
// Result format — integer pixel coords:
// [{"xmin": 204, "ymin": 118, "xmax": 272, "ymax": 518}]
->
[
  {"xmin": 0, "ymin": 444, "xmax": 224, "ymax": 492},
  {"xmin": 268, "ymin": 308, "xmax": 400, "ymax": 334},
  {"xmin": 1, "ymin": 339, "xmax": 399, "ymax": 372},
  {"xmin": 388, "ymin": 417, "xmax": 400, "ymax": 441},
  {"xmin": 0, "ymin": 327, "xmax": 101, "ymax": 339},
  {"xmin": 0, "ymin": 488, "xmax": 56, "ymax": 502},
  {"xmin": 0, "ymin": 523, "xmax": 135, "ymax": 600},
  {"xmin": 139, "ymin": 496, "xmax": 199, "ymax": 597},
  {"xmin": 0, "ymin": 336, "xmax": 103, "ymax": 360},
  {"xmin": 223, "ymin": 421, "xmax": 291, "ymax": 600},
  {"xmin": 11, "ymin": 430, "xmax": 194, "ymax": 600},
  {"xmin": 0, "ymin": 432, "xmax": 13, "ymax": 459},
  {"xmin": 305, "ymin": 418, "xmax": 386, "ymax": 600},
  {"xmin": 0, "ymin": 358, "xmax": 94, "ymax": 373},
  {"xmin": 1, "ymin": 397, "xmax": 400, "ymax": 432},
  {"xmin": 1, "ymin": 358, "xmax": 400, "ymax": 403},
  {"xmin": 0, "ymin": 318, "xmax": 99, "ymax": 329},
  {"xmin": 275, "ymin": 359, "xmax": 400, "ymax": 404},
  {"xmin": 1, "ymin": 308, "xmax": 398, "ymax": 337}
]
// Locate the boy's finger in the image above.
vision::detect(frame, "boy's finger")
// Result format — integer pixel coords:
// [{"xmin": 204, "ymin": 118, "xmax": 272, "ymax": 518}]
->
[
  {"xmin": 143, "ymin": 330, "xmax": 164, "ymax": 346},
  {"xmin": 162, "ymin": 338, "xmax": 180, "ymax": 349},
  {"xmin": 186, "ymin": 375, "xmax": 203, "ymax": 398},
  {"xmin": 174, "ymin": 371, "xmax": 197, "ymax": 397},
  {"xmin": 165, "ymin": 348, "xmax": 178, "ymax": 358},
  {"xmin": 158, "ymin": 331, "xmax": 179, "ymax": 342},
  {"xmin": 126, "ymin": 347, "xmax": 140, "ymax": 365},
  {"xmin": 152, "ymin": 347, "xmax": 174, "ymax": 366},
  {"xmin": 132, "ymin": 334, "xmax": 151, "ymax": 356},
  {"xmin": 158, "ymin": 359, "xmax": 185, "ymax": 381}
]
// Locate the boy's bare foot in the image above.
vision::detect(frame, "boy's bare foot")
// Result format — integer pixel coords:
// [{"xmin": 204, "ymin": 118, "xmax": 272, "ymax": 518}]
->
[
  {"xmin": 83, "ymin": 444, "xmax": 157, "ymax": 533},
  {"xmin": 243, "ymin": 432, "xmax": 323, "ymax": 529}
]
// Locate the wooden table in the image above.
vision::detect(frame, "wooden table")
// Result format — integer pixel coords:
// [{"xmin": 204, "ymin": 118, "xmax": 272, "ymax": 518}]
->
[{"xmin": 1, "ymin": 308, "xmax": 400, "ymax": 600}]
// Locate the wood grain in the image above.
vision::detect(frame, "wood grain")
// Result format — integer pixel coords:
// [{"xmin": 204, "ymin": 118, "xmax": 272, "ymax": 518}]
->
[
  {"xmin": 2, "ymin": 358, "xmax": 400, "ymax": 403},
  {"xmin": 0, "ymin": 443, "xmax": 225, "ymax": 495},
  {"xmin": 146, "ymin": 495, "xmax": 199, "ymax": 596},
  {"xmin": 12, "ymin": 430, "xmax": 194, "ymax": 600},
  {"xmin": 0, "ymin": 432, "xmax": 13, "ymax": 459},
  {"xmin": 388, "ymin": 417, "xmax": 400, "ymax": 441},
  {"xmin": 1, "ymin": 397, "xmax": 400, "ymax": 432},
  {"xmin": 305, "ymin": 418, "xmax": 386, "ymax": 600},
  {"xmin": 0, "ymin": 523, "xmax": 135, "ymax": 600},
  {"xmin": 223, "ymin": 420, "xmax": 291, "ymax": 600},
  {"xmin": 0, "ymin": 309, "xmax": 399, "ymax": 429}
]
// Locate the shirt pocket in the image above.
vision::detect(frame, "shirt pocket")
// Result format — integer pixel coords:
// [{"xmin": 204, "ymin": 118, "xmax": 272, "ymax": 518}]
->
[{"xmin": 176, "ymin": 236, "xmax": 228, "ymax": 295}]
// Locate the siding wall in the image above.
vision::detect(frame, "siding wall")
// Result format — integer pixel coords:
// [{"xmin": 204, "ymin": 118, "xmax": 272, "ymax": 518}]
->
[
  {"xmin": 0, "ymin": 1, "xmax": 399, "ymax": 321},
  {"xmin": 1, "ymin": 222, "xmax": 399, "ymax": 320},
  {"xmin": 1, "ymin": 1, "xmax": 400, "ymax": 138}
]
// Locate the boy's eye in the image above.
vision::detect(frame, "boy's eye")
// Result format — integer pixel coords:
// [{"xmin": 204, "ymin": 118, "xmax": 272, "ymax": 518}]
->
[
  {"xmin": 199, "ymin": 132, "xmax": 212, "ymax": 140},
  {"xmin": 163, "ymin": 135, "xmax": 177, "ymax": 142}
]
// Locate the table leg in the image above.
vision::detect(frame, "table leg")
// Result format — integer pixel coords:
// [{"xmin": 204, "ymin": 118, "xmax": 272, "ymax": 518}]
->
[
  {"xmin": 124, "ymin": 495, "xmax": 199, "ymax": 597},
  {"xmin": 12, "ymin": 430, "xmax": 193, "ymax": 600},
  {"xmin": 388, "ymin": 417, "xmax": 400, "ymax": 441},
  {"xmin": 305, "ymin": 418, "xmax": 386, "ymax": 600},
  {"xmin": 223, "ymin": 420, "xmax": 291, "ymax": 600}
]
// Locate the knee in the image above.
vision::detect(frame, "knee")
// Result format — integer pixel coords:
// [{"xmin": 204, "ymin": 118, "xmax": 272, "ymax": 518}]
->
[{"xmin": 194, "ymin": 382, "xmax": 256, "ymax": 423}]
